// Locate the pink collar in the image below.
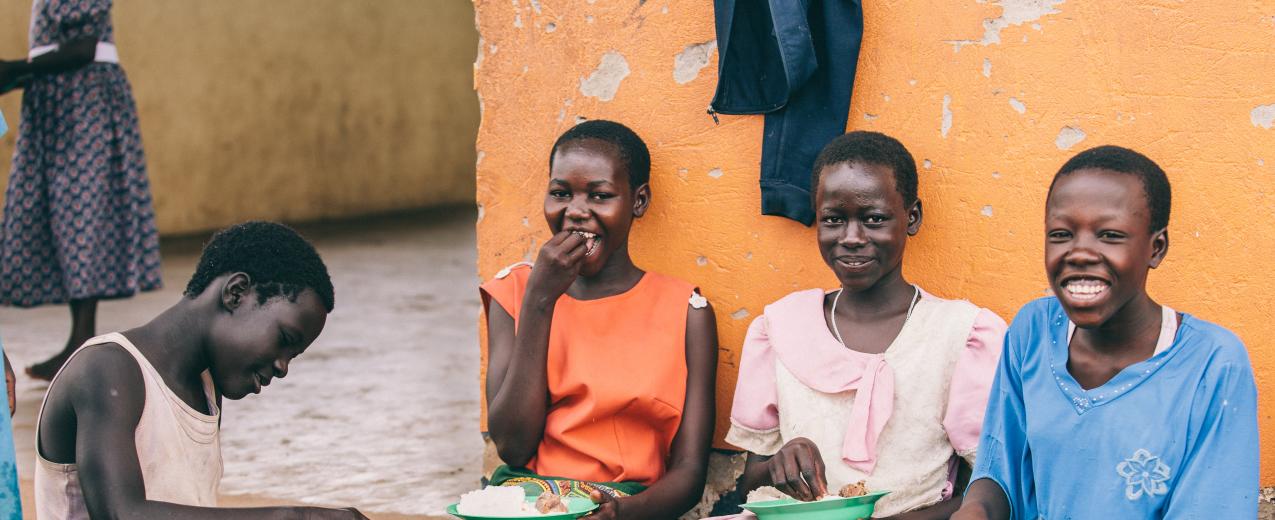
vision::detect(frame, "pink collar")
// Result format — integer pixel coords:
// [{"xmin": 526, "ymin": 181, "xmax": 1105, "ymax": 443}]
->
[{"xmin": 763, "ymin": 289, "xmax": 923, "ymax": 474}]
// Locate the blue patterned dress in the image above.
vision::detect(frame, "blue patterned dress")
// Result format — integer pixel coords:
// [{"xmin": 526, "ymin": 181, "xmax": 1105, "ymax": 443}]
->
[{"xmin": 1, "ymin": 0, "xmax": 162, "ymax": 307}]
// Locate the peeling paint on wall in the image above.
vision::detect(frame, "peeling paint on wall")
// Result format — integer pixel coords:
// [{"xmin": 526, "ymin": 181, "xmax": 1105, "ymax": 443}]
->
[
  {"xmin": 1009, "ymin": 97, "xmax": 1027, "ymax": 114},
  {"xmin": 474, "ymin": 0, "xmax": 1275, "ymax": 478},
  {"xmin": 941, "ymin": 95, "xmax": 953, "ymax": 137},
  {"xmin": 1252, "ymin": 104, "xmax": 1275, "ymax": 129},
  {"xmin": 579, "ymin": 51, "xmax": 630, "ymax": 101},
  {"xmin": 708, "ymin": 168, "xmax": 723, "ymax": 179},
  {"xmin": 673, "ymin": 40, "xmax": 717, "ymax": 85},
  {"xmin": 947, "ymin": 0, "xmax": 1065, "ymax": 49},
  {"xmin": 1055, "ymin": 126, "xmax": 1086, "ymax": 150}
]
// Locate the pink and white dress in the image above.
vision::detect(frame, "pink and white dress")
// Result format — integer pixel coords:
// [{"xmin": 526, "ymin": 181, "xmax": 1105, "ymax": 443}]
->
[{"xmin": 725, "ymin": 287, "xmax": 1006, "ymax": 517}]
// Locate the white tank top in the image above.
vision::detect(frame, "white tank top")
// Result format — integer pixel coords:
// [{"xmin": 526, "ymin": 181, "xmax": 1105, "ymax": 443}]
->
[{"xmin": 35, "ymin": 333, "xmax": 223, "ymax": 519}]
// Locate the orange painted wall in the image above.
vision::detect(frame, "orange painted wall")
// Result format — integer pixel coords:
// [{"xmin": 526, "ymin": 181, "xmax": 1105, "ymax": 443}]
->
[{"xmin": 473, "ymin": 0, "xmax": 1275, "ymax": 482}]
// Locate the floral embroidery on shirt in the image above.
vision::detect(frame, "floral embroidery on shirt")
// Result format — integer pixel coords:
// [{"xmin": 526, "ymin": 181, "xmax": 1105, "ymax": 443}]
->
[{"xmin": 1116, "ymin": 449, "xmax": 1171, "ymax": 500}]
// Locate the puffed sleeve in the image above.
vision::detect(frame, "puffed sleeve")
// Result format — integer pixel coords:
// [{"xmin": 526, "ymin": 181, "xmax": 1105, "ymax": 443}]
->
[
  {"xmin": 943, "ymin": 308, "xmax": 1007, "ymax": 464},
  {"xmin": 724, "ymin": 315, "xmax": 783, "ymax": 456},
  {"xmin": 969, "ymin": 306, "xmax": 1037, "ymax": 520}
]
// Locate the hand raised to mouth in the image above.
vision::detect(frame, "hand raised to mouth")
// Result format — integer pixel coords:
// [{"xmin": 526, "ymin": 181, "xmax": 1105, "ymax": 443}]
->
[{"xmin": 526, "ymin": 230, "xmax": 590, "ymax": 303}]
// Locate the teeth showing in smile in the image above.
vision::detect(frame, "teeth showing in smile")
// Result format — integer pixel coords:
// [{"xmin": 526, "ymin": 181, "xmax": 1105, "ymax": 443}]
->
[
  {"xmin": 1064, "ymin": 279, "xmax": 1109, "ymax": 300},
  {"xmin": 839, "ymin": 257, "xmax": 873, "ymax": 268},
  {"xmin": 571, "ymin": 231, "xmax": 601, "ymax": 256}
]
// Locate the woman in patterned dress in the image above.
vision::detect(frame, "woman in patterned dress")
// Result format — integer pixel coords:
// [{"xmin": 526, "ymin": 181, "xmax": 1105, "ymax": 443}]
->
[{"xmin": 0, "ymin": 0, "xmax": 162, "ymax": 380}]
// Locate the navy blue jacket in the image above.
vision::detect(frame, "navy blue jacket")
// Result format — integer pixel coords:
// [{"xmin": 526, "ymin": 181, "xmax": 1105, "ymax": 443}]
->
[{"xmin": 711, "ymin": 0, "xmax": 863, "ymax": 225}]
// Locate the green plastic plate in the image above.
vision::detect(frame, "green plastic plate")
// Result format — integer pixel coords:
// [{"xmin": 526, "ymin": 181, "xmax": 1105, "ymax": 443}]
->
[
  {"xmin": 740, "ymin": 491, "xmax": 890, "ymax": 520},
  {"xmin": 446, "ymin": 496, "xmax": 599, "ymax": 519}
]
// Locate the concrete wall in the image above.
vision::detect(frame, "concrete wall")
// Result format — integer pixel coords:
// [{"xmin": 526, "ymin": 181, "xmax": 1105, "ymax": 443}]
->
[
  {"xmin": 1, "ymin": 0, "xmax": 479, "ymax": 236},
  {"xmin": 473, "ymin": 1, "xmax": 1275, "ymax": 482}
]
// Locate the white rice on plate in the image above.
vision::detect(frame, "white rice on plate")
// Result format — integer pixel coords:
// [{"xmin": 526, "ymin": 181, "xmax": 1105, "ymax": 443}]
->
[{"xmin": 456, "ymin": 486, "xmax": 574, "ymax": 517}]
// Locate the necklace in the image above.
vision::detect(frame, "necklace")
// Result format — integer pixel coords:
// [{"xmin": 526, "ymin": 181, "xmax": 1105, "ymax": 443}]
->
[{"xmin": 830, "ymin": 286, "xmax": 921, "ymax": 347}]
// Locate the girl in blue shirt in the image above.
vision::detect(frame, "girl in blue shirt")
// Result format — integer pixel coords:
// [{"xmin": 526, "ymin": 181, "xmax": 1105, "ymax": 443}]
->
[{"xmin": 954, "ymin": 146, "xmax": 1259, "ymax": 519}]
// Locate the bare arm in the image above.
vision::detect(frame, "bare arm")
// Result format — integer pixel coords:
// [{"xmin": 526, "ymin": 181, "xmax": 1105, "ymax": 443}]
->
[
  {"xmin": 590, "ymin": 302, "xmax": 718, "ymax": 519},
  {"xmin": 485, "ymin": 232, "xmax": 587, "ymax": 466},
  {"xmin": 0, "ymin": 36, "xmax": 98, "ymax": 93},
  {"xmin": 484, "ymin": 299, "xmax": 549, "ymax": 466},
  {"xmin": 66, "ymin": 346, "xmax": 365, "ymax": 520},
  {"xmin": 950, "ymin": 479, "xmax": 1009, "ymax": 520},
  {"xmin": 4, "ymin": 352, "xmax": 14, "ymax": 417}
]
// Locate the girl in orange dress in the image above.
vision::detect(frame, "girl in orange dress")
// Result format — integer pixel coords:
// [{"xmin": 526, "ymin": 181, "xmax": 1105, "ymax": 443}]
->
[{"xmin": 481, "ymin": 120, "xmax": 718, "ymax": 520}]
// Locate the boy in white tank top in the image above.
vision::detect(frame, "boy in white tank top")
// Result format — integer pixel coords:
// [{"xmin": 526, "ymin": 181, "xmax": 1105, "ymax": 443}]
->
[{"xmin": 34, "ymin": 222, "xmax": 368, "ymax": 520}]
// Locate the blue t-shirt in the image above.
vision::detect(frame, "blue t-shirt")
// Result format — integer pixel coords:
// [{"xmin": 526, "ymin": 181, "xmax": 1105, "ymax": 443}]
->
[
  {"xmin": 0, "ymin": 110, "xmax": 17, "ymax": 519},
  {"xmin": 972, "ymin": 297, "xmax": 1258, "ymax": 519}
]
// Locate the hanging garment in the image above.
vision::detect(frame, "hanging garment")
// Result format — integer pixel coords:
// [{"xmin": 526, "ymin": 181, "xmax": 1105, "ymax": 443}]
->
[{"xmin": 710, "ymin": 0, "xmax": 863, "ymax": 225}]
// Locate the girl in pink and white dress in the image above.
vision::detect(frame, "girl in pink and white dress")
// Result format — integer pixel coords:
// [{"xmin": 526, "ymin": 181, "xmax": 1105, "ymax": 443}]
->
[{"xmin": 727, "ymin": 132, "xmax": 1006, "ymax": 518}]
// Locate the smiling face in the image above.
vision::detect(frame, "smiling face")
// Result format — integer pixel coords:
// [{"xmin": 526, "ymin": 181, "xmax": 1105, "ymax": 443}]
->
[
  {"xmin": 544, "ymin": 139, "xmax": 649, "ymax": 277},
  {"xmin": 815, "ymin": 161, "xmax": 920, "ymax": 293},
  {"xmin": 1046, "ymin": 168, "xmax": 1168, "ymax": 328},
  {"xmin": 206, "ymin": 281, "xmax": 328, "ymax": 400}
]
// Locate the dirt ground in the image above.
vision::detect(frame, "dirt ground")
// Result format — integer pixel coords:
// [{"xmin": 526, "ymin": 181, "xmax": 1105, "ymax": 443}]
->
[{"xmin": 2, "ymin": 209, "xmax": 480, "ymax": 519}]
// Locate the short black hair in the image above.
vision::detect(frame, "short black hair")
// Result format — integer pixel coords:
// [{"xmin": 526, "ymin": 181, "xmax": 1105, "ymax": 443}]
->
[
  {"xmin": 811, "ymin": 131, "xmax": 919, "ymax": 208},
  {"xmin": 1049, "ymin": 145, "xmax": 1171, "ymax": 232},
  {"xmin": 549, "ymin": 119, "xmax": 651, "ymax": 189},
  {"xmin": 184, "ymin": 221, "xmax": 335, "ymax": 312}
]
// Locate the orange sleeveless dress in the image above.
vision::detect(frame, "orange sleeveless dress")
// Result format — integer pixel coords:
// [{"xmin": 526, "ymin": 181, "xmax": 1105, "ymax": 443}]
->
[{"xmin": 481, "ymin": 263, "xmax": 694, "ymax": 486}]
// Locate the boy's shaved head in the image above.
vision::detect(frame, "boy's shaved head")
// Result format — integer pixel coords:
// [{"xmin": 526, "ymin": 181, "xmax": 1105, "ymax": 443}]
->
[
  {"xmin": 550, "ymin": 119, "xmax": 651, "ymax": 190},
  {"xmin": 1049, "ymin": 145, "xmax": 1171, "ymax": 232},
  {"xmin": 185, "ymin": 221, "xmax": 334, "ymax": 312},
  {"xmin": 812, "ymin": 131, "xmax": 919, "ymax": 208}
]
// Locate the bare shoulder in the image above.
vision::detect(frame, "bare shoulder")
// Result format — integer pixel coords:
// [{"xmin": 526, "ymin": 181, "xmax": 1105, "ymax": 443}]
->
[
  {"xmin": 57, "ymin": 343, "xmax": 146, "ymax": 413},
  {"xmin": 686, "ymin": 297, "xmax": 717, "ymax": 326},
  {"xmin": 40, "ymin": 343, "xmax": 146, "ymax": 463},
  {"xmin": 685, "ymin": 298, "xmax": 718, "ymax": 358}
]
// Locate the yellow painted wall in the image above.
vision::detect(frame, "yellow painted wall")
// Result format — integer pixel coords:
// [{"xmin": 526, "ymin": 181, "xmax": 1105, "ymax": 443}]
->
[
  {"xmin": 1, "ymin": 0, "xmax": 479, "ymax": 236},
  {"xmin": 474, "ymin": 1, "xmax": 1275, "ymax": 482}
]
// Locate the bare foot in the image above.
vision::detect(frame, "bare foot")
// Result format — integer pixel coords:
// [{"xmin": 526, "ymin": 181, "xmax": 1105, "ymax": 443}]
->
[{"xmin": 25, "ymin": 350, "xmax": 73, "ymax": 381}]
